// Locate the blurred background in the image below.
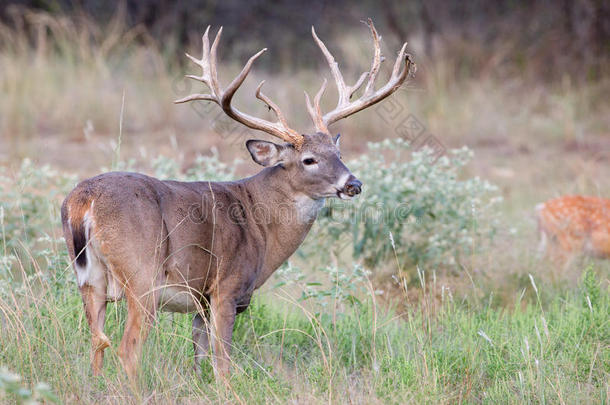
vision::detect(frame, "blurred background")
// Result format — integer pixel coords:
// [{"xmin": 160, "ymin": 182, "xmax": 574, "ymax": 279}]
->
[{"xmin": 2, "ymin": 0, "xmax": 609, "ymax": 164}]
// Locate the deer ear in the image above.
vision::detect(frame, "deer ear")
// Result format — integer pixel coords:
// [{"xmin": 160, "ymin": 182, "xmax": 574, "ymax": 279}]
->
[
  {"xmin": 333, "ymin": 133, "xmax": 341, "ymax": 149},
  {"xmin": 246, "ymin": 139, "xmax": 285, "ymax": 167}
]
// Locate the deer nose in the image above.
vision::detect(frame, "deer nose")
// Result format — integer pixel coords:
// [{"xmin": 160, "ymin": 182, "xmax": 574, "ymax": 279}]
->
[{"xmin": 344, "ymin": 178, "xmax": 362, "ymax": 196}]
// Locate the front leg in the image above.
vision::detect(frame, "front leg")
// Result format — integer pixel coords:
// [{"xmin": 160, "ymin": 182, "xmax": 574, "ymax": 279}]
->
[
  {"xmin": 210, "ymin": 295, "xmax": 237, "ymax": 379},
  {"xmin": 192, "ymin": 311, "xmax": 210, "ymax": 374}
]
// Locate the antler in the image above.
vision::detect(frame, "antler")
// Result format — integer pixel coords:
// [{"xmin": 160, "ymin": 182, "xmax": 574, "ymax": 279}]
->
[
  {"xmin": 175, "ymin": 26, "xmax": 304, "ymax": 149},
  {"xmin": 305, "ymin": 18, "xmax": 416, "ymax": 134}
]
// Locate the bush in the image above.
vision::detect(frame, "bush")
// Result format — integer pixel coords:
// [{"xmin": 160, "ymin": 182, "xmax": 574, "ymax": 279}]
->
[
  {"xmin": 0, "ymin": 159, "xmax": 76, "ymax": 251},
  {"xmin": 151, "ymin": 148, "xmax": 238, "ymax": 182},
  {"xmin": 0, "ymin": 367, "xmax": 58, "ymax": 404},
  {"xmin": 306, "ymin": 139, "xmax": 502, "ymax": 274}
]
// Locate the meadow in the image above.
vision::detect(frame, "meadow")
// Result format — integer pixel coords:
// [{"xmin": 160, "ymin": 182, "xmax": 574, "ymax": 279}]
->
[{"xmin": 1, "ymin": 9, "xmax": 609, "ymax": 404}]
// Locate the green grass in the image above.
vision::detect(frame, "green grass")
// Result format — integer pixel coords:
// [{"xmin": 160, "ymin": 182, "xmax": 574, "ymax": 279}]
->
[{"xmin": 1, "ymin": 260, "xmax": 608, "ymax": 403}]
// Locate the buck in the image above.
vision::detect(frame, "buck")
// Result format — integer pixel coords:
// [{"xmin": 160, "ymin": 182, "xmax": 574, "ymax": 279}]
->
[
  {"xmin": 536, "ymin": 195, "xmax": 610, "ymax": 258},
  {"xmin": 61, "ymin": 19, "xmax": 415, "ymax": 380}
]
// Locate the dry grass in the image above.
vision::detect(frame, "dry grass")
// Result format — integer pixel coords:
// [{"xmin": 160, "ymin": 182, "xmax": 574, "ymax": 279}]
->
[{"xmin": 2, "ymin": 9, "xmax": 608, "ymax": 163}]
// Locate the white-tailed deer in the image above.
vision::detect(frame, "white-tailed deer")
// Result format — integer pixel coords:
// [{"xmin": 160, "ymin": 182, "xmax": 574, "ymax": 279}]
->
[
  {"xmin": 61, "ymin": 19, "xmax": 415, "ymax": 380},
  {"xmin": 536, "ymin": 195, "xmax": 610, "ymax": 259}
]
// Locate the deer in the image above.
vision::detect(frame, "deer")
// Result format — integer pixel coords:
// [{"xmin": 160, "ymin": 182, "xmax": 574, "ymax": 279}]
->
[
  {"xmin": 61, "ymin": 19, "xmax": 415, "ymax": 381},
  {"xmin": 536, "ymin": 195, "xmax": 610, "ymax": 259}
]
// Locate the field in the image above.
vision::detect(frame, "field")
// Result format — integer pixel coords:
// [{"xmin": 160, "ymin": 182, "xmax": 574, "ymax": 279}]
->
[{"xmin": 1, "ymin": 7, "xmax": 609, "ymax": 404}]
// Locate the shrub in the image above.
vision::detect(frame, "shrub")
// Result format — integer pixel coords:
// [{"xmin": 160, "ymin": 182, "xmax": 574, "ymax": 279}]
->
[
  {"xmin": 0, "ymin": 367, "xmax": 58, "ymax": 404},
  {"xmin": 0, "ymin": 160, "xmax": 77, "ymax": 299},
  {"xmin": 0, "ymin": 159, "xmax": 76, "ymax": 252},
  {"xmin": 306, "ymin": 139, "xmax": 502, "ymax": 274},
  {"xmin": 274, "ymin": 261, "xmax": 371, "ymax": 312},
  {"xmin": 151, "ymin": 149, "xmax": 238, "ymax": 181}
]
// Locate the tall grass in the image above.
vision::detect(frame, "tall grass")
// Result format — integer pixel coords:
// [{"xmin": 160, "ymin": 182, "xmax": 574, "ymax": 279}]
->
[{"xmin": 1, "ymin": 245, "xmax": 608, "ymax": 403}]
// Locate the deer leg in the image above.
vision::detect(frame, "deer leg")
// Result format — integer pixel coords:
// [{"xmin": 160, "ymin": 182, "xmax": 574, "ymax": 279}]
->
[
  {"xmin": 80, "ymin": 284, "xmax": 110, "ymax": 376},
  {"xmin": 210, "ymin": 296, "xmax": 237, "ymax": 379},
  {"xmin": 118, "ymin": 288, "xmax": 157, "ymax": 381},
  {"xmin": 537, "ymin": 229, "xmax": 548, "ymax": 258},
  {"xmin": 192, "ymin": 310, "xmax": 211, "ymax": 374}
]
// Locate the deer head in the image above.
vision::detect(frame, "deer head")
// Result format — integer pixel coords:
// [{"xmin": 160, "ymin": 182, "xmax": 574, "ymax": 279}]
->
[{"xmin": 175, "ymin": 19, "xmax": 416, "ymax": 201}]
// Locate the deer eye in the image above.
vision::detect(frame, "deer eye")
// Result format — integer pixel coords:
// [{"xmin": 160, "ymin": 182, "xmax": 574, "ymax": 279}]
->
[{"xmin": 303, "ymin": 158, "xmax": 317, "ymax": 166}]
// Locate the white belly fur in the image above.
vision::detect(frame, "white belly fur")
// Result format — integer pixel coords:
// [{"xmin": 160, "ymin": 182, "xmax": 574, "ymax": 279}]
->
[{"xmin": 157, "ymin": 286, "xmax": 198, "ymax": 313}]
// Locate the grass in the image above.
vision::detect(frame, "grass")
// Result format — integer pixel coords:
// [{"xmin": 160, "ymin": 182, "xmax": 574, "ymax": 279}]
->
[{"xmin": 1, "ymin": 256, "xmax": 608, "ymax": 403}]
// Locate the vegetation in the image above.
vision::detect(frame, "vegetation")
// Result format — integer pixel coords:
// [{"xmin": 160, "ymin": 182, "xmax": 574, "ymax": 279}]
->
[
  {"xmin": 1, "ymin": 149, "xmax": 608, "ymax": 403},
  {"xmin": 312, "ymin": 140, "xmax": 501, "ymax": 273},
  {"xmin": 1, "ymin": 4, "xmax": 609, "ymax": 404},
  {"xmin": 1, "ymin": 236, "xmax": 608, "ymax": 402}
]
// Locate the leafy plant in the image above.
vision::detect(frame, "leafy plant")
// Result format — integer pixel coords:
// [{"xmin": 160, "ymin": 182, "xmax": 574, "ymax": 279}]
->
[
  {"xmin": 307, "ymin": 139, "xmax": 502, "ymax": 273},
  {"xmin": 0, "ymin": 367, "xmax": 58, "ymax": 404},
  {"xmin": 151, "ymin": 148, "xmax": 238, "ymax": 181},
  {"xmin": 0, "ymin": 159, "xmax": 76, "ymax": 252},
  {"xmin": 275, "ymin": 262, "xmax": 371, "ymax": 310}
]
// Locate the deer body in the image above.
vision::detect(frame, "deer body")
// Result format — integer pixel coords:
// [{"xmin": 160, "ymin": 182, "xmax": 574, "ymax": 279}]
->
[
  {"xmin": 62, "ymin": 153, "xmax": 333, "ymax": 377},
  {"xmin": 61, "ymin": 20, "xmax": 415, "ymax": 380},
  {"xmin": 536, "ymin": 195, "xmax": 610, "ymax": 258}
]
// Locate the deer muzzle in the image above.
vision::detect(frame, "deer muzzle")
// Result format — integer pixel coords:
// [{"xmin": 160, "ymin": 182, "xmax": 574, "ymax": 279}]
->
[{"xmin": 343, "ymin": 178, "xmax": 362, "ymax": 197}]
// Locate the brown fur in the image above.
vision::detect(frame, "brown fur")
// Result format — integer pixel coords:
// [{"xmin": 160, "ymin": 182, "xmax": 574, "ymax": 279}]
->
[{"xmin": 536, "ymin": 195, "xmax": 610, "ymax": 259}]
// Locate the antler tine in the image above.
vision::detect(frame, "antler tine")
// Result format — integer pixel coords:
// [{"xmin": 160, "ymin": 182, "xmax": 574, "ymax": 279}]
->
[
  {"xmin": 221, "ymin": 48, "xmax": 267, "ymax": 108},
  {"xmin": 305, "ymin": 79, "xmax": 329, "ymax": 134},
  {"xmin": 348, "ymin": 71, "xmax": 369, "ymax": 99},
  {"xmin": 392, "ymin": 42, "xmax": 409, "ymax": 78},
  {"xmin": 255, "ymin": 81, "xmax": 293, "ymax": 135},
  {"xmin": 363, "ymin": 18, "xmax": 382, "ymax": 97},
  {"xmin": 312, "ymin": 19, "xmax": 416, "ymax": 128},
  {"xmin": 311, "ymin": 26, "xmax": 349, "ymax": 108},
  {"xmin": 208, "ymin": 26, "xmax": 222, "ymax": 97},
  {"xmin": 175, "ymin": 26, "xmax": 304, "ymax": 149},
  {"xmin": 201, "ymin": 26, "xmax": 211, "ymax": 75}
]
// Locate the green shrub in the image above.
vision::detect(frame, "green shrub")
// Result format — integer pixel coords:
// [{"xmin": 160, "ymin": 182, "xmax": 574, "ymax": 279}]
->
[
  {"xmin": 151, "ymin": 148, "xmax": 238, "ymax": 181},
  {"xmin": 0, "ymin": 160, "xmax": 77, "ymax": 294},
  {"xmin": 274, "ymin": 262, "xmax": 371, "ymax": 312},
  {"xmin": 306, "ymin": 139, "xmax": 501, "ymax": 273},
  {"xmin": 0, "ymin": 159, "xmax": 76, "ymax": 251},
  {"xmin": 0, "ymin": 367, "xmax": 58, "ymax": 404}
]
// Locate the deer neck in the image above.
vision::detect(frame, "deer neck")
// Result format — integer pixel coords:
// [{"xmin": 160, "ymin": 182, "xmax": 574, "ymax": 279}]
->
[
  {"xmin": 242, "ymin": 165, "xmax": 325, "ymax": 281},
  {"xmin": 244, "ymin": 165, "xmax": 325, "ymax": 228}
]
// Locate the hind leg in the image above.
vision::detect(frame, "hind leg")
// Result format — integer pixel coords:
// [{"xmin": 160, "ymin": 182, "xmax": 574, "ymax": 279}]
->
[
  {"xmin": 80, "ymin": 283, "xmax": 110, "ymax": 376},
  {"xmin": 118, "ymin": 284, "xmax": 157, "ymax": 381}
]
